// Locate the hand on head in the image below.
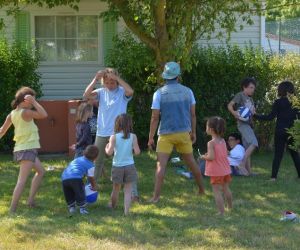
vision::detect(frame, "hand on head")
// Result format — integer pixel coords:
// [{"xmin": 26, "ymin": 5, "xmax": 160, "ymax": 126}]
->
[
  {"xmin": 96, "ymin": 70, "xmax": 105, "ymax": 80},
  {"xmin": 24, "ymin": 95, "xmax": 35, "ymax": 104}
]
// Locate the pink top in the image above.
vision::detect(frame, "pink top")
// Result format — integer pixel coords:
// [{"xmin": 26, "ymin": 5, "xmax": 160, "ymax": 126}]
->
[{"xmin": 205, "ymin": 139, "xmax": 231, "ymax": 177}]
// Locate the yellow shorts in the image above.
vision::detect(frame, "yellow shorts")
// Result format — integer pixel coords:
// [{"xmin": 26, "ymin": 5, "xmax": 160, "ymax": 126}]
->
[{"xmin": 156, "ymin": 132, "xmax": 193, "ymax": 154}]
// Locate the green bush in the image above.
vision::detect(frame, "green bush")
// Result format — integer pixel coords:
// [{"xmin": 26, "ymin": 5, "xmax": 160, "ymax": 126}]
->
[
  {"xmin": 106, "ymin": 32, "xmax": 300, "ymax": 150},
  {"xmin": 106, "ymin": 31, "xmax": 157, "ymax": 148},
  {"xmin": 183, "ymin": 46, "xmax": 277, "ymax": 150},
  {"xmin": 0, "ymin": 40, "xmax": 42, "ymax": 151}
]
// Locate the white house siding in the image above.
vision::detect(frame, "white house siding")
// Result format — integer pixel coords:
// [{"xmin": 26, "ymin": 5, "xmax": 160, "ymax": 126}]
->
[
  {"xmin": 24, "ymin": 0, "xmax": 108, "ymax": 100},
  {"xmin": 38, "ymin": 64, "xmax": 101, "ymax": 100},
  {"xmin": 0, "ymin": 10, "xmax": 15, "ymax": 43},
  {"xmin": 199, "ymin": 15, "xmax": 261, "ymax": 47}
]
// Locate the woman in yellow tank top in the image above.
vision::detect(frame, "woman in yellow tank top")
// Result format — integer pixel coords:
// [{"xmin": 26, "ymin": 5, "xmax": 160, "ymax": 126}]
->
[{"xmin": 0, "ymin": 87, "xmax": 47, "ymax": 213}]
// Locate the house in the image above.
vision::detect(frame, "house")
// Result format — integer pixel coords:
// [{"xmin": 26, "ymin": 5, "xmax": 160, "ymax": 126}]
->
[
  {"xmin": 0, "ymin": 1, "xmax": 265, "ymax": 153},
  {"xmin": 0, "ymin": 1, "xmax": 265, "ymax": 100}
]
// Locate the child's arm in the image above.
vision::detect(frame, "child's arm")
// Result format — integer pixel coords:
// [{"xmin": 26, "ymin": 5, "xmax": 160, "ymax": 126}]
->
[
  {"xmin": 227, "ymin": 100, "xmax": 240, "ymax": 120},
  {"xmin": 0, "ymin": 114, "xmax": 12, "ymax": 139},
  {"xmin": 87, "ymin": 176, "xmax": 97, "ymax": 191},
  {"xmin": 202, "ymin": 141, "xmax": 215, "ymax": 161},
  {"xmin": 254, "ymin": 101, "xmax": 278, "ymax": 121},
  {"xmin": 132, "ymin": 134, "xmax": 141, "ymax": 155},
  {"xmin": 83, "ymin": 70, "xmax": 104, "ymax": 99},
  {"xmin": 22, "ymin": 95, "xmax": 48, "ymax": 121},
  {"xmin": 105, "ymin": 135, "xmax": 115, "ymax": 156}
]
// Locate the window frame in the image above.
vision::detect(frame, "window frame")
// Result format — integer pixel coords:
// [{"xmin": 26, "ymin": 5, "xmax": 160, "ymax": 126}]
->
[{"xmin": 31, "ymin": 11, "xmax": 103, "ymax": 65}]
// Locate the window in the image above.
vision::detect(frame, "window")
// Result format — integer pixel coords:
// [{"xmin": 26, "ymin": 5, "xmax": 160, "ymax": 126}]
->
[{"xmin": 35, "ymin": 15, "xmax": 99, "ymax": 62}]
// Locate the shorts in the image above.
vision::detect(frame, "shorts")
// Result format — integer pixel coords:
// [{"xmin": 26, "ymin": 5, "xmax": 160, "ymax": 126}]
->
[
  {"xmin": 156, "ymin": 132, "xmax": 193, "ymax": 154},
  {"xmin": 13, "ymin": 149, "xmax": 38, "ymax": 162},
  {"xmin": 238, "ymin": 123, "xmax": 258, "ymax": 149},
  {"xmin": 210, "ymin": 175, "xmax": 232, "ymax": 185},
  {"xmin": 111, "ymin": 164, "xmax": 137, "ymax": 184}
]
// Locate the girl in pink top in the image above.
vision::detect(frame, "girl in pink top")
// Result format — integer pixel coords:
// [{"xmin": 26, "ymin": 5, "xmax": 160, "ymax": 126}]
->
[{"xmin": 201, "ymin": 116, "xmax": 232, "ymax": 216}]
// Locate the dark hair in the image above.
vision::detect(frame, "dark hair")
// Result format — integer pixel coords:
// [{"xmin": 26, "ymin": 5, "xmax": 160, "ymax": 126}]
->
[
  {"xmin": 241, "ymin": 77, "xmax": 256, "ymax": 90},
  {"xmin": 75, "ymin": 102, "xmax": 93, "ymax": 123},
  {"xmin": 277, "ymin": 81, "xmax": 295, "ymax": 97},
  {"xmin": 11, "ymin": 87, "xmax": 36, "ymax": 109},
  {"xmin": 228, "ymin": 132, "xmax": 242, "ymax": 143},
  {"xmin": 83, "ymin": 145, "xmax": 99, "ymax": 161},
  {"xmin": 207, "ymin": 116, "xmax": 226, "ymax": 137},
  {"xmin": 114, "ymin": 113, "xmax": 133, "ymax": 139}
]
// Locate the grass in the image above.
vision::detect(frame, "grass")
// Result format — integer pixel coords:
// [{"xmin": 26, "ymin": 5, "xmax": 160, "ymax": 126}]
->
[{"xmin": 0, "ymin": 151, "xmax": 300, "ymax": 250}]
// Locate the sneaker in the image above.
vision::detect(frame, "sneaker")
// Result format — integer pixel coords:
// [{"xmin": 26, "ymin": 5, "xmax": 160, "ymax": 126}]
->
[
  {"xmin": 80, "ymin": 207, "xmax": 89, "ymax": 215},
  {"xmin": 69, "ymin": 206, "xmax": 76, "ymax": 214}
]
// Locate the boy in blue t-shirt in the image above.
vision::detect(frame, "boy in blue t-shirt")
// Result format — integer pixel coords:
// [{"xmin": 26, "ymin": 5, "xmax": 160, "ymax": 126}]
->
[{"xmin": 62, "ymin": 145, "xmax": 98, "ymax": 215}]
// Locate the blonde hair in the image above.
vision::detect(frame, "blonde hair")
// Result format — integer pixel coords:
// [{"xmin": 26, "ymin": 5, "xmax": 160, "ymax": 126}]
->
[
  {"xmin": 75, "ymin": 102, "xmax": 92, "ymax": 123},
  {"xmin": 99, "ymin": 68, "xmax": 119, "ymax": 85}
]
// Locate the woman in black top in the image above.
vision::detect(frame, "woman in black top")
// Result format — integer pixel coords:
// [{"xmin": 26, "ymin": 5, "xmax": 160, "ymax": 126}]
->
[{"xmin": 255, "ymin": 81, "xmax": 300, "ymax": 180}]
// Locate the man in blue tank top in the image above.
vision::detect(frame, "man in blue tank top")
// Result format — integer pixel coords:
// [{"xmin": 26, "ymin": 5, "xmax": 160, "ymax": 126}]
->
[{"xmin": 148, "ymin": 62, "xmax": 205, "ymax": 203}]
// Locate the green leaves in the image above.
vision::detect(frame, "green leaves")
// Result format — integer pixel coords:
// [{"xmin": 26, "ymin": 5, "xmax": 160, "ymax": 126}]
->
[{"xmin": 0, "ymin": 40, "xmax": 41, "ymax": 151}]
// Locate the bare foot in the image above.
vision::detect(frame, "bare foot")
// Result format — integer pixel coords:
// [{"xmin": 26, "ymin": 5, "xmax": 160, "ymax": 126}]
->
[
  {"xmin": 198, "ymin": 187, "xmax": 205, "ymax": 195},
  {"xmin": 131, "ymin": 196, "xmax": 140, "ymax": 203},
  {"xmin": 27, "ymin": 201, "xmax": 37, "ymax": 208},
  {"xmin": 148, "ymin": 197, "xmax": 159, "ymax": 203}
]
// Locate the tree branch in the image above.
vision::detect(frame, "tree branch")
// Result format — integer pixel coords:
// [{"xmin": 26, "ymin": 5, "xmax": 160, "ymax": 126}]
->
[{"xmin": 109, "ymin": 0, "xmax": 157, "ymax": 50}]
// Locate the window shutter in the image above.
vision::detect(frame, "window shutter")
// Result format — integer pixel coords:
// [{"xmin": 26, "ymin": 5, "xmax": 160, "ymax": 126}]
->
[
  {"xmin": 15, "ymin": 11, "xmax": 31, "ymax": 46},
  {"xmin": 103, "ymin": 19, "xmax": 117, "ymax": 65}
]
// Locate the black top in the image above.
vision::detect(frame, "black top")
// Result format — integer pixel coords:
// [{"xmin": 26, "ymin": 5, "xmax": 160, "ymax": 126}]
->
[
  {"xmin": 255, "ymin": 97, "xmax": 299, "ymax": 131},
  {"xmin": 76, "ymin": 122, "xmax": 92, "ymax": 150}
]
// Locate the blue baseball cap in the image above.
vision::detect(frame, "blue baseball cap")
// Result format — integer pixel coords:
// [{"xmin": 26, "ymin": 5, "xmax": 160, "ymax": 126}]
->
[{"xmin": 162, "ymin": 62, "xmax": 181, "ymax": 79}]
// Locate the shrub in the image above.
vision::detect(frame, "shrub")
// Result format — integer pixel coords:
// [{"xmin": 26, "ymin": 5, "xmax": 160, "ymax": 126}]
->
[
  {"xmin": 0, "ymin": 40, "xmax": 41, "ymax": 151},
  {"xmin": 106, "ymin": 32, "xmax": 300, "ymax": 150},
  {"xmin": 106, "ymin": 31, "xmax": 156, "ymax": 148}
]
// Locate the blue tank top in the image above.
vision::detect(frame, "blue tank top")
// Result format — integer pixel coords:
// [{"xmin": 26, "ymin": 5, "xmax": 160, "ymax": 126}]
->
[{"xmin": 112, "ymin": 132, "xmax": 134, "ymax": 167}]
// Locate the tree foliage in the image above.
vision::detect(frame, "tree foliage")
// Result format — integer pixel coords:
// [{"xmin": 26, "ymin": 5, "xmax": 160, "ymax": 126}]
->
[
  {"xmin": 0, "ymin": 0, "xmax": 262, "ymax": 73},
  {"xmin": 266, "ymin": 0, "xmax": 300, "ymax": 20}
]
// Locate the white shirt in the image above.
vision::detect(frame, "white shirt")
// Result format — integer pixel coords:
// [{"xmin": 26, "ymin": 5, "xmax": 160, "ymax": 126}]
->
[
  {"xmin": 228, "ymin": 144, "xmax": 245, "ymax": 167},
  {"xmin": 95, "ymin": 86, "xmax": 132, "ymax": 137}
]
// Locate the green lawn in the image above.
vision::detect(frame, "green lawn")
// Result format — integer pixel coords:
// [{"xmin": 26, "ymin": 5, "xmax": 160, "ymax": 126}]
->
[{"xmin": 0, "ymin": 151, "xmax": 299, "ymax": 250}]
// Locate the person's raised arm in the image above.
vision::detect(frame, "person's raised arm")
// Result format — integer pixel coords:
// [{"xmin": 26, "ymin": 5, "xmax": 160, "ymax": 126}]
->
[
  {"xmin": 22, "ymin": 95, "xmax": 48, "ymax": 121},
  {"xmin": 107, "ymin": 73, "xmax": 133, "ymax": 97},
  {"xmin": 133, "ymin": 134, "xmax": 141, "ymax": 155},
  {"xmin": 148, "ymin": 109, "xmax": 160, "ymax": 150},
  {"xmin": 83, "ymin": 70, "xmax": 104, "ymax": 99},
  {"xmin": 0, "ymin": 114, "xmax": 12, "ymax": 139}
]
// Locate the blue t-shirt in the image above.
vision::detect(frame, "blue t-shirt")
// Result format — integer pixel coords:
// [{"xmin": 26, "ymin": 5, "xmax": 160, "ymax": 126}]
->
[
  {"xmin": 151, "ymin": 79, "xmax": 196, "ymax": 135},
  {"xmin": 61, "ymin": 156, "xmax": 95, "ymax": 181},
  {"xmin": 112, "ymin": 132, "xmax": 134, "ymax": 167},
  {"xmin": 95, "ymin": 86, "xmax": 132, "ymax": 137}
]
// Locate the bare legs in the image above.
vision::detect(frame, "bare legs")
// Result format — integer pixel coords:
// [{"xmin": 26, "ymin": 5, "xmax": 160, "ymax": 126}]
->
[
  {"xmin": 149, "ymin": 153, "xmax": 169, "ymax": 202},
  {"xmin": 212, "ymin": 183, "xmax": 232, "ymax": 215},
  {"xmin": 110, "ymin": 182, "xmax": 133, "ymax": 215},
  {"xmin": 150, "ymin": 152, "xmax": 205, "ymax": 202},
  {"xmin": 240, "ymin": 145, "xmax": 256, "ymax": 174},
  {"xmin": 10, "ymin": 158, "xmax": 45, "ymax": 213}
]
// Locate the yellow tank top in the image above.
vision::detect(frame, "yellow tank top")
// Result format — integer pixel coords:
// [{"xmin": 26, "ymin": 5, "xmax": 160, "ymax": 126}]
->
[{"xmin": 11, "ymin": 109, "xmax": 40, "ymax": 152}]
